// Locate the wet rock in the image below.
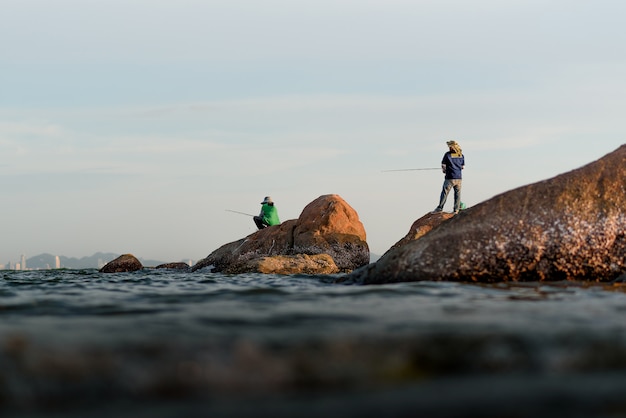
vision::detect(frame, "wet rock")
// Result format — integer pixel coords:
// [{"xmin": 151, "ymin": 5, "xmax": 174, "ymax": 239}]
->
[
  {"xmin": 155, "ymin": 262, "xmax": 191, "ymax": 271},
  {"xmin": 614, "ymin": 273, "xmax": 626, "ymax": 283},
  {"xmin": 99, "ymin": 254, "xmax": 143, "ymax": 273},
  {"xmin": 349, "ymin": 145, "xmax": 626, "ymax": 284},
  {"xmin": 192, "ymin": 194, "xmax": 369, "ymax": 274}
]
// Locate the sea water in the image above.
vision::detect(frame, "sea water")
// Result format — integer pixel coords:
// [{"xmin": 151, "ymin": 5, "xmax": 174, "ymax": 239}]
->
[{"xmin": 2, "ymin": 269, "xmax": 626, "ymax": 417}]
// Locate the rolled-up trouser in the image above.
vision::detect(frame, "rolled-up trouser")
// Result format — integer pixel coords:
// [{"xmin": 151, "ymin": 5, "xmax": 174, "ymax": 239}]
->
[{"xmin": 436, "ymin": 179, "xmax": 462, "ymax": 212}]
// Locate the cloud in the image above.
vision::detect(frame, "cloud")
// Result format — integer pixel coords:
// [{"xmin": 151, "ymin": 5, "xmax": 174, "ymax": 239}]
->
[
  {"xmin": 1, "ymin": 85, "xmax": 622, "ymax": 182},
  {"xmin": 464, "ymin": 128, "xmax": 570, "ymax": 151},
  {"xmin": 0, "ymin": 121, "xmax": 64, "ymax": 142}
]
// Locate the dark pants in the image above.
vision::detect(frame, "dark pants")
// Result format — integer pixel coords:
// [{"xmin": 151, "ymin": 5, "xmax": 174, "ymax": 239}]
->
[{"xmin": 254, "ymin": 216, "xmax": 268, "ymax": 229}]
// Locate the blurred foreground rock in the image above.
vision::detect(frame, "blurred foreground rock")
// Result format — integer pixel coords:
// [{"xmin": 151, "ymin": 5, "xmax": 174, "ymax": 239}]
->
[
  {"xmin": 192, "ymin": 194, "xmax": 369, "ymax": 274},
  {"xmin": 4, "ymin": 329, "xmax": 626, "ymax": 418},
  {"xmin": 348, "ymin": 144, "xmax": 626, "ymax": 284}
]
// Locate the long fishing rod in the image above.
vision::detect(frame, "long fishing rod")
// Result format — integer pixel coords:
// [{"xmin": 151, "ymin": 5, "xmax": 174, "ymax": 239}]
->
[
  {"xmin": 381, "ymin": 168, "xmax": 440, "ymax": 172},
  {"xmin": 225, "ymin": 209, "xmax": 256, "ymax": 217}
]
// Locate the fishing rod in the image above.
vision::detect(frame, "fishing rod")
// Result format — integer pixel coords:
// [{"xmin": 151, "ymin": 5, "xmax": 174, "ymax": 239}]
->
[
  {"xmin": 225, "ymin": 209, "xmax": 256, "ymax": 217},
  {"xmin": 381, "ymin": 168, "xmax": 440, "ymax": 172}
]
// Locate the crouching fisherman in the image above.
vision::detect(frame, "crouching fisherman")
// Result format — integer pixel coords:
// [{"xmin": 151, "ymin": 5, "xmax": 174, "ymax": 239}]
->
[{"xmin": 254, "ymin": 196, "xmax": 280, "ymax": 229}]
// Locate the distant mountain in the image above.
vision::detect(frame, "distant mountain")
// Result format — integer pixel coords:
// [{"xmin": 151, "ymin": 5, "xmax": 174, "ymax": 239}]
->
[{"xmin": 26, "ymin": 253, "xmax": 167, "ymax": 270}]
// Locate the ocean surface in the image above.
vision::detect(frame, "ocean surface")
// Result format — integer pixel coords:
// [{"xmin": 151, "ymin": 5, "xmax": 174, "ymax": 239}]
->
[{"xmin": 2, "ymin": 269, "xmax": 626, "ymax": 417}]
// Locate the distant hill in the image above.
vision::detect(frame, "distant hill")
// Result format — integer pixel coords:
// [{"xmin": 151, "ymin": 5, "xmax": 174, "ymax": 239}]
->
[{"xmin": 26, "ymin": 253, "xmax": 167, "ymax": 270}]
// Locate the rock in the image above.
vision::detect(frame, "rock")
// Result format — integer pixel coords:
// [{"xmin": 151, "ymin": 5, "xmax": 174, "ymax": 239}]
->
[
  {"xmin": 348, "ymin": 145, "xmax": 626, "ymax": 284},
  {"xmin": 155, "ymin": 262, "xmax": 191, "ymax": 271},
  {"xmin": 292, "ymin": 194, "xmax": 370, "ymax": 271},
  {"xmin": 191, "ymin": 220, "xmax": 299, "ymax": 273},
  {"xmin": 192, "ymin": 194, "xmax": 369, "ymax": 274},
  {"xmin": 383, "ymin": 212, "xmax": 455, "ymax": 256},
  {"xmin": 245, "ymin": 254, "xmax": 339, "ymax": 275},
  {"xmin": 100, "ymin": 254, "xmax": 143, "ymax": 273}
]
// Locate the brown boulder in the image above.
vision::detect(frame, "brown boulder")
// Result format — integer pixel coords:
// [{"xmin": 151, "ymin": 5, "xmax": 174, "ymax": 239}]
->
[
  {"xmin": 292, "ymin": 195, "xmax": 370, "ymax": 271},
  {"xmin": 99, "ymin": 254, "xmax": 143, "ymax": 273},
  {"xmin": 348, "ymin": 145, "xmax": 626, "ymax": 284},
  {"xmin": 192, "ymin": 194, "xmax": 369, "ymax": 274}
]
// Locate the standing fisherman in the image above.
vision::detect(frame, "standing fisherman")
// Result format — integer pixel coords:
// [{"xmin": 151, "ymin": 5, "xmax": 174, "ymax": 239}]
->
[
  {"xmin": 254, "ymin": 196, "xmax": 280, "ymax": 229},
  {"xmin": 433, "ymin": 140, "xmax": 465, "ymax": 214}
]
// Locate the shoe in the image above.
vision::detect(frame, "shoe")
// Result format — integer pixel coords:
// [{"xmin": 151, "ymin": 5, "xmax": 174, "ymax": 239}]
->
[{"xmin": 431, "ymin": 208, "xmax": 443, "ymax": 214}]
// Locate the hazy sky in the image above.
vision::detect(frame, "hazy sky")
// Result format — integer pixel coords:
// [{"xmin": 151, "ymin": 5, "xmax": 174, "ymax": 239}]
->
[{"xmin": 2, "ymin": 0, "xmax": 625, "ymax": 263}]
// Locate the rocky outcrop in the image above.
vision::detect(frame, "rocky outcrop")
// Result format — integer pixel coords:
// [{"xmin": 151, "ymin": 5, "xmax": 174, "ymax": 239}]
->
[
  {"xmin": 192, "ymin": 194, "xmax": 369, "ymax": 274},
  {"xmin": 155, "ymin": 262, "xmax": 191, "ymax": 271},
  {"xmin": 348, "ymin": 145, "xmax": 626, "ymax": 284},
  {"xmin": 100, "ymin": 254, "xmax": 143, "ymax": 273}
]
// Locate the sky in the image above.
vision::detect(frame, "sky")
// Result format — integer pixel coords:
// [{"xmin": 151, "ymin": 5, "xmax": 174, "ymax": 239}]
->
[{"xmin": 1, "ymin": 0, "xmax": 625, "ymax": 264}]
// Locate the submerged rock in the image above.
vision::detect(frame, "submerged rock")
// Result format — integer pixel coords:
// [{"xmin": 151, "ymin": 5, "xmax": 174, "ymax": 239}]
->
[
  {"xmin": 155, "ymin": 262, "xmax": 191, "ymax": 271},
  {"xmin": 349, "ymin": 145, "xmax": 626, "ymax": 284},
  {"xmin": 192, "ymin": 194, "xmax": 369, "ymax": 274},
  {"xmin": 100, "ymin": 254, "xmax": 143, "ymax": 273}
]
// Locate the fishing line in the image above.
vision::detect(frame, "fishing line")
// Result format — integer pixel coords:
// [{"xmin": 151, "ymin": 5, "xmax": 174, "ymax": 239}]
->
[
  {"xmin": 225, "ymin": 209, "xmax": 256, "ymax": 217},
  {"xmin": 381, "ymin": 168, "xmax": 440, "ymax": 172}
]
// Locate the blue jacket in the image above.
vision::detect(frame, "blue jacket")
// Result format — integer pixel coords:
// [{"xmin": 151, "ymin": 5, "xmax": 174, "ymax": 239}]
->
[{"xmin": 442, "ymin": 151, "xmax": 465, "ymax": 179}]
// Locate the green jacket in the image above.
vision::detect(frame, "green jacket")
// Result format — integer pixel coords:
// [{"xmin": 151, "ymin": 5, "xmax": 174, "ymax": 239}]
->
[{"xmin": 260, "ymin": 204, "xmax": 280, "ymax": 226}]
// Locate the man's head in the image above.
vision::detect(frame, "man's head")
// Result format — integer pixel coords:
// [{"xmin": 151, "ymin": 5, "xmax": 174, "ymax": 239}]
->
[{"xmin": 261, "ymin": 196, "xmax": 274, "ymax": 205}]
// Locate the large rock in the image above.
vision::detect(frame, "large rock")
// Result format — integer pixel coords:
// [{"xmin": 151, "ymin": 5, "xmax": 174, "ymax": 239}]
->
[
  {"xmin": 100, "ymin": 254, "xmax": 143, "ymax": 273},
  {"xmin": 192, "ymin": 194, "xmax": 369, "ymax": 274},
  {"xmin": 292, "ymin": 194, "xmax": 369, "ymax": 271},
  {"xmin": 348, "ymin": 145, "xmax": 626, "ymax": 284}
]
